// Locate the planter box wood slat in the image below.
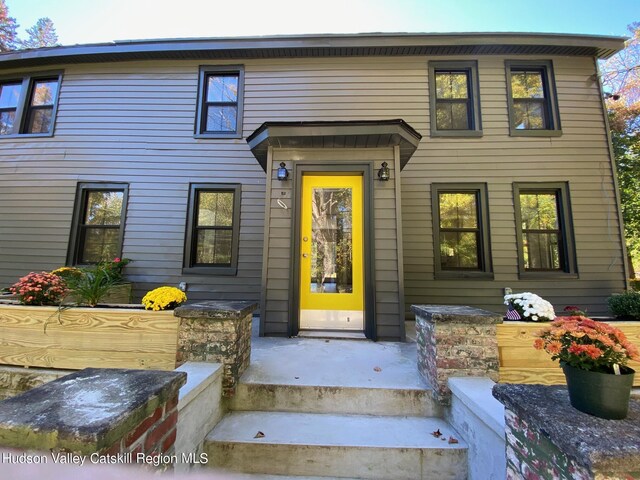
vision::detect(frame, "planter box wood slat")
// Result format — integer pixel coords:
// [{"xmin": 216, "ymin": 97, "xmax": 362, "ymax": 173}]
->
[
  {"xmin": 498, "ymin": 321, "xmax": 640, "ymax": 386},
  {"xmin": 0, "ymin": 305, "xmax": 179, "ymax": 371}
]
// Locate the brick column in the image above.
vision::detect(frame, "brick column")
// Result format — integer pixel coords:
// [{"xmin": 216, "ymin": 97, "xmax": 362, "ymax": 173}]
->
[
  {"xmin": 411, "ymin": 305, "xmax": 502, "ymax": 404},
  {"xmin": 0, "ymin": 368, "xmax": 186, "ymax": 467},
  {"xmin": 493, "ymin": 384, "xmax": 640, "ymax": 479},
  {"xmin": 174, "ymin": 300, "xmax": 256, "ymax": 397}
]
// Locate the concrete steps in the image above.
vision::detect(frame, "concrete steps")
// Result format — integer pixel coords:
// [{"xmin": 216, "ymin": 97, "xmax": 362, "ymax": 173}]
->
[
  {"xmin": 204, "ymin": 411, "xmax": 467, "ymax": 479},
  {"xmin": 202, "ymin": 335, "xmax": 467, "ymax": 479},
  {"xmin": 229, "ymin": 382, "xmax": 443, "ymax": 417}
]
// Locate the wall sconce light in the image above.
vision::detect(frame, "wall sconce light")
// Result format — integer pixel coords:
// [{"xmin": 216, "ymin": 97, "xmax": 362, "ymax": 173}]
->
[
  {"xmin": 277, "ymin": 162, "xmax": 289, "ymax": 181},
  {"xmin": 377, "ymin": 162, "xmax": 390, "ymax": 181}
]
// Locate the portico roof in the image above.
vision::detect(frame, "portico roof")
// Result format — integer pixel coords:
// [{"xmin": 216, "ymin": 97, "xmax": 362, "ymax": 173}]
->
[{"xmin": 246, "ymin": 119, "xmax": 423, "ymax": 171}]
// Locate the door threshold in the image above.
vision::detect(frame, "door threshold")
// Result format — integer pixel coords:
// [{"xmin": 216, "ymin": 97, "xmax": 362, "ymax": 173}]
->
[{"xmin": 297, "ymin": 330, "xmax": 367, "ymax": 340}]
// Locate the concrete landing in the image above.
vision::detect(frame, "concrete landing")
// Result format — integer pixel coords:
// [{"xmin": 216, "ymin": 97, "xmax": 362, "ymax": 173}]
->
[
  {"xmin": 245, "ymin": 334, "xmax": 425, "ymax": 390},
  {"xmin": 205, "ymin": 411, "xmax": 467, "ymax": 479}
]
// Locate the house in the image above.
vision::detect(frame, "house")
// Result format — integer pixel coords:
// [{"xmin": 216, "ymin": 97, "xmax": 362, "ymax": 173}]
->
[{"xmin": 0, "ymin": 32, "xmax": 627, "ymax": 341}]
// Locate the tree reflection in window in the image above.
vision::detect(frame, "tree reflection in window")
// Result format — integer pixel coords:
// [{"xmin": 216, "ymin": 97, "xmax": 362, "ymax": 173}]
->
[
  {"xmin": 520, "ymin": 192, "xmax": 562, "ymax": 270},
  {"xmin": 438, "ymin": 192, "xmax": 480, "ymax": 269},
  {"xmin": 79, "ymin": 190, "xmax": 124, "ymax": 263},
  {"xmin": 310, "ymin": 188, "xmax": 352, "ymax": 294},
  {"xmin": 511, "ymin": 69, "xmax": 548, "ymax": 130},
  {"xmin": 194, "ymin": 191, "xmax": 234, "ymax": 265}
]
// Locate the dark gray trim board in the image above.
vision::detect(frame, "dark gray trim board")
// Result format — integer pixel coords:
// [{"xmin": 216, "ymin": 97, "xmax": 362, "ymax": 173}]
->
[{"xmin": 289, "ymin": 163, "xmax": 376, "ymax": 340}]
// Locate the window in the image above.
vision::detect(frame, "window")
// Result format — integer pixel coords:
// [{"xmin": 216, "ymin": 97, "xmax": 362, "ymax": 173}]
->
[
  {"xmin": 514, "ymin": 183, "xmax": 576, "ymax": 276},
  {"xmin": 68, "ymin": 183, "xmax": 129, "ymax": 265},
  {"xmin": 184, "ymin": 183, "xmax": 241, "ymax": 275},
  {"xmin": 195, "ymin": 66, "xmax": 244, "ymax": 138},
  {"xmin": 505, "ymin": 60, "xmax": 561, "ymax": 136},
  {"xmin": 0, "ymin": 72, "xmax": 61, "ymax": 137},
  {"xmin": 432, "ymin": 183, "xmax": 492, "ymax": 277},
  {"xmin": 428, "ymin": 61, "xmax": 482, "ymax": 137}
]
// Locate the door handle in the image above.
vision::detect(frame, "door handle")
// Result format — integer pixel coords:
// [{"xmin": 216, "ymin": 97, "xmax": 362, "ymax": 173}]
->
[{"xmin": 302, "ymin": 253, "xmax": 309, "ymax": 258}]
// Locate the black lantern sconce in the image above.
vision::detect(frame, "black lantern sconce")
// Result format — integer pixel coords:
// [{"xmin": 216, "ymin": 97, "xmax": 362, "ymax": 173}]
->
[
  {"xmin": 277, "ymin": 162, "xmax": 289, "ymax": 181},
  {"xmin": 377, "ymin": 162, "xmax": 390, "ymax": 181}
]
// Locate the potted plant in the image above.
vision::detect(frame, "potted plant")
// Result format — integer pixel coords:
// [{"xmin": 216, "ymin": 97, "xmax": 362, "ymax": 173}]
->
[
  {"xmin": 9, "ymin": 271, "xmax": 69, "ymax": 305},
  {"xmin": 503, "ymin": 292, "xmax": 555, "ymax": 321},
  {"xmin": 534, "ymin": 316, "xmax": 640, "ymax": 419},
  {"xmin": 608, "ymin": 291, "xmax": 640, "ymax": 320},
  {"xmin": 142, "ymin": 286, "xmax": 187, "ymax": 311}
]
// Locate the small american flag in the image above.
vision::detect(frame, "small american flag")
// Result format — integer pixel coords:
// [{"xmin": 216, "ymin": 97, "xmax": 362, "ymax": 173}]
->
[{"xmin": 506, "ymin": 303, "xmax": 522, "ymax": 320}]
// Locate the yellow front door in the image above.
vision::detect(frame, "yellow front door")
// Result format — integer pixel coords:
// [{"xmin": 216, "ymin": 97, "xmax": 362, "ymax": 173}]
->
[{"xmin": 299, "ymin": 174, "xmax": 364, "ymax": 330}]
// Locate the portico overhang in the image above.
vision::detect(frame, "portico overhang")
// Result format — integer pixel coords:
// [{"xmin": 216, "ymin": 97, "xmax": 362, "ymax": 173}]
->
[{"xmin": 246, "ymin": 119, "xmax": 422, "ymax": 171}]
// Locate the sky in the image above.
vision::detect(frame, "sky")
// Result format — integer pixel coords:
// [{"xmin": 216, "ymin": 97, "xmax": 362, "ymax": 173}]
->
[{"xmin": 6, "ymin": 0, "xmax": 640, "ymax": 46}]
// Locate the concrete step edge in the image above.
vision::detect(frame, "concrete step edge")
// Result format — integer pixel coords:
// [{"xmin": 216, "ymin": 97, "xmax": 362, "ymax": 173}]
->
[{"xmin": 229, "ymin": 382, "xmax": 443, "ymax": 417}]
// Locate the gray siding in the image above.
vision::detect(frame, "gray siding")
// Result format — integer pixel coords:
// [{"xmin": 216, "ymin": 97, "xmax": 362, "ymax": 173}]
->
[
  {"xmin": 401, "ymin": 56, "xmax": 625, "ymax": 316},
  {"xmin": 0, "ymin": 55, "xmax": 626, "ymax": 318}
]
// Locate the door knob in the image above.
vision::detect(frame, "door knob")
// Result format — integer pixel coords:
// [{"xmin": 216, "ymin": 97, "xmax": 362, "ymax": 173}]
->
[{"xmin": 302, "ymin": 253, "xmax": 309, "ymax": 258}]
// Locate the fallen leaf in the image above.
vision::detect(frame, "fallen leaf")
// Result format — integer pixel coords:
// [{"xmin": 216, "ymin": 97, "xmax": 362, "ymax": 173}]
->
[
  {"xmin": 431, "ymin": 429, "xmax": 442, "ymax": 438},
  {"xmin": 373, "ymin": 366, "xmax": 382, "ymax": 372},
  {"xmin": 448, "ymin": 436, "xmax": 459, "ymax": 444},
  {"xmin": 254, "ymin": 431, "xmax": 265, "ymax": 438}
]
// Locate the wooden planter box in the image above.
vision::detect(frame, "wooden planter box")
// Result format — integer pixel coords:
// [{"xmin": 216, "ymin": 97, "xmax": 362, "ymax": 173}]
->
[
  {"xmin": 497, "ymin": 321, "xmax": 640, "ymax": 386},
  {"xmin": 0, "ymin": 304, "xmax": 179, "ymax": 371}
]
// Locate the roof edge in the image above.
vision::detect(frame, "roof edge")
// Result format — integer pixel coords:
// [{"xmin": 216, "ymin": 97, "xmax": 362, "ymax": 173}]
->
[{"xmin": 0, "ymin": 31, "xmax": 626, "ymax": 67}]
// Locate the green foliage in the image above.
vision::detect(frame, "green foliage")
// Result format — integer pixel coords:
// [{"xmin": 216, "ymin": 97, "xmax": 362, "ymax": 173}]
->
[
  {"xmin": 601, "ymin": 23, "xmax": 640, "ymax": 274},
  {"xmin": 607, "ymin": 291, "xmax": 640, "ymax": 319},
  {"xmin": 611, "ymin": 125, "xmax": 640, "ymax": 272},
  {"xmin": 65, "ymin": 267, "xmax": 122, "ymax": 307}
]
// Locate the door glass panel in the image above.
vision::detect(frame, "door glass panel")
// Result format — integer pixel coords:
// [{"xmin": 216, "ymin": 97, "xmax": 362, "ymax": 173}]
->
[{"xmin": 310, "ymin": 187, "xmax": 352, "ymax": 294}]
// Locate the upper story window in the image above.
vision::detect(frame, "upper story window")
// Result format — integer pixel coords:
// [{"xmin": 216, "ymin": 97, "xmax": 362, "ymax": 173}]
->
[
  {"xmin": 514, "ymin": 182, "xmax": 576, "ymax": 277},
  {"xmin": 0, "ymin": 72, "xmax": 61, "ymax": 137},
  {"xmin": 183, "ymin": 183, "xmax": 241, "ymax": 275},
  {"xmin": 428, "ymin": 61, "xmax": 482, "ymax": 137},
  {"xmin": 195, "ymin": 66, "xmax": 245, "ymax": 139},
  {"xmin": 505, "ymin": 60, "xmax": 561, "ymax": 136},
  {"xmin": 432, "ymin": 183, "xmax": 492, "ymax": 278},
  {"xmin": 68, "ymin": 183, "xmax": 129, "ymax": 265}
]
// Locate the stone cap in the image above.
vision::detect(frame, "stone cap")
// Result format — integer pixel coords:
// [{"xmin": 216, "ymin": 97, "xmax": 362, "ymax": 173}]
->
[
  {"xmin": 0, "ymin": 368, "xmax": 186, "ymax": 453},
  {"xmin": 174, "ymin": 300, "xmax": 258, "ymax": 320},
  {"xmin": 493, "ymin": 383, "xmax": 640, "ymax": 473},
  {"xmin": 411, "ymin": 305, "xmax": 503, "ymax": 324}
]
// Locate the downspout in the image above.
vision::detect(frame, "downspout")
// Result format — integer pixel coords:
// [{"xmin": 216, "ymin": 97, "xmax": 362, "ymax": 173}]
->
[{"xmin": 594, "ymin": 57, "xmax": 630, "ymax": 289}]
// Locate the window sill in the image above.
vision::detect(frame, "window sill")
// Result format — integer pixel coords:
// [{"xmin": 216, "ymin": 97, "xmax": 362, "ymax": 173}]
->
[
  {"xmin": 430, "ymin": 130, "xmax": 483, "ymax": 138},
  {"xmin": 182, "ymin": 266, "xmax": 238, "ymax": 276},
  {"xmin": 435, "ymin": 271, "xmax": 494, "ymax": 280},
  {"xmin": 194, "ymin": 132, "xmax": 243, "ymax": 140},
  {"xmin": 0, "ymin": 132, "xmax": 54, "ymax": 139},
  {"xmin": 509, "ymin": 129, "xmax": 562, "ymax": 138},
  {"xmin": 518, "ymin": 271, "xmax": 578, "ymax": 280}
]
